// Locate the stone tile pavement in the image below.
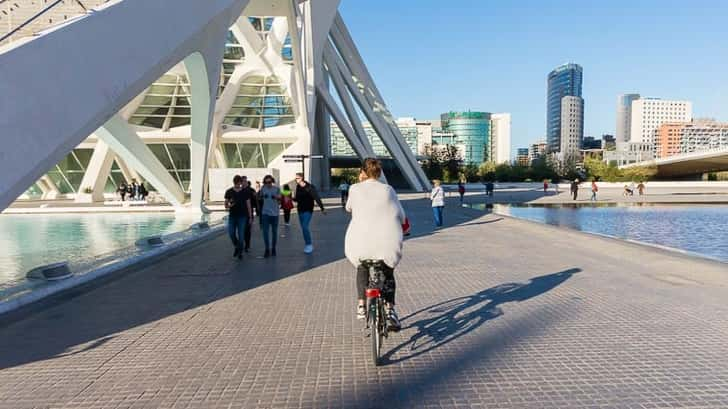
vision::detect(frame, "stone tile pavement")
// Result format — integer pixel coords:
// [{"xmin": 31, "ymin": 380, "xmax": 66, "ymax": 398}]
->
[{"xmin": 1, "ymin": 195, "xmax": 728, "ymax": 408}]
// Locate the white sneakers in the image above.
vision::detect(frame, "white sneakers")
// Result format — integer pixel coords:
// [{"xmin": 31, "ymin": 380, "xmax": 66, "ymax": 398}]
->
[{"xmin": 303, "ymin": 244, "xmax": 314, "ymax": 254}]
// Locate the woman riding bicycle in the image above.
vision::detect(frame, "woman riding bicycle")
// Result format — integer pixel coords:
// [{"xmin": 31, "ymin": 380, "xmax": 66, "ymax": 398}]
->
[{"xmin": 345, "ymin": 158, "xmax": 406, "ymax": 331}]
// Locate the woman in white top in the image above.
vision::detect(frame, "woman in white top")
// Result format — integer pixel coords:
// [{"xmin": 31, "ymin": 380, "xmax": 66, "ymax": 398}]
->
[
  {"xmin": 345, "ymin": 158, "xmax": 406, "ymax": 330},
  {"xmin": 430, "ymin": 179, "xmax": 445, "ymax": 227}
]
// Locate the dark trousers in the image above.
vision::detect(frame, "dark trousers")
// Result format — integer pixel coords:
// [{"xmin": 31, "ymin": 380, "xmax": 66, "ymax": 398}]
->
[
  {"xmin": 357, "ymin": 263, "xmax": 396, "ymax": 305},
  {"xmin": 283, "ymin": 209, "xmax": 291, "ymax": 224},
  {"xmin": 227, "ymin": 215, "xmax": 248, "ymax": 250},
  {"xmin": 572, "ymin": 190, "xmax": 578, "ymax": 200},
  {"xmin": 244, "ymin": 217, "xmax": 252, "ymax": 249},
  {"xmin": 341, "ymin": 191, "xmax": 348, "ymax": 205},
  {"xmin": 261, "ymin": 214, "xmax": 279, "ymax": 251}
]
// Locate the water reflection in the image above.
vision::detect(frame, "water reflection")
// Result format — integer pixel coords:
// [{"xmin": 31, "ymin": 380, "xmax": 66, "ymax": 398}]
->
[
  {"xmin": 0, "ymin": 212, "xmax": 220, "ymax": 290},
  {"xmin": 489, "ymin": 204, "xmax": 728, "ymax": 262}
]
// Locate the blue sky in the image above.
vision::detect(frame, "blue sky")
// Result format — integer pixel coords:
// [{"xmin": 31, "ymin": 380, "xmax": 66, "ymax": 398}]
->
[{"xmin": 339, "ymin": 0, "xmax": 728, "ymax": 151}]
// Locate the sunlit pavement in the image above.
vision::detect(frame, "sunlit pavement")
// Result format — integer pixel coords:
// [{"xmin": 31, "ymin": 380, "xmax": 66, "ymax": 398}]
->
[{"xmin": 1, "ymin": 195, "xmax": 728, "ymax": 408}]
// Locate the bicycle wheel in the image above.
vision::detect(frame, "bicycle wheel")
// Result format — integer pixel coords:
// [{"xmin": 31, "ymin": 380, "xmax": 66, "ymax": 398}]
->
[{"xmin": 370, "ymin": 298, "xmax": 382, "ymax": 366}]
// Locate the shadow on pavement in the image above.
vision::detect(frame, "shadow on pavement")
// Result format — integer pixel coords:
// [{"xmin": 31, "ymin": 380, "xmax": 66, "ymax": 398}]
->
[
  {"xmin": 382, "ymin": 268, "xmax": 581, "ymax": 365},
  {"xmin": 0, "ymin": 194, "xmax": 489, "ymax": 370}
]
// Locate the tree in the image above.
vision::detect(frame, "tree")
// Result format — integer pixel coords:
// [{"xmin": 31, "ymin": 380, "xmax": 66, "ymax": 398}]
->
[
  {"xmin": 462, "ymin": 163, "xmax": 479, "ymax": 182},
  {"xmin": 478, "ymin": 161, "xmax": 496, "ymax": 181}
]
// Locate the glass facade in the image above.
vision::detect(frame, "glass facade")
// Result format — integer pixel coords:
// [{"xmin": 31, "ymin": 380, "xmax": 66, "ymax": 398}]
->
[
  {"xmin": 221, "ymin": 143, "xmax": 291, "ymax": 168},
  {"xmin": 223, "ymin": 75, "xmax": 295, "ymax": 129},
  {"xmin": 546, "ymin": 63, "xmax": 583, "ymax": 153},
  {"xmin": 147, "ymin": 143, "xmax": 191, "ymax": 192},
  {"xmin": 440, "ymin": 111, "xmax": 491, "ymax": 164},
  {"xmin": 329, "ymin": 121, "xmax": 419, "ymax": 157},
  {"xmin": 46, "ymin": 149, "xmax": 93, "ymax": 194},
  {"xmin": 129, "ymin": 74, "xmax": 192, "ymax": 130}
]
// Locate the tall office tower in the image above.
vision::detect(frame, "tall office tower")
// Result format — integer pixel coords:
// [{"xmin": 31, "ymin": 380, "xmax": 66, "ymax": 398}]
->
[
  {"xmin": 529, "ymin": 140, "xmax": 547, "ymax": 163},
  {"xmin": 615, "ymin": 94, "xmax": 640, "ymax": 146},
  {"xmin": 516, "ymin": 148, "xmax": 530, "ymax": 166},
  {"xmin": 440, "ymin": 111, "xmax": 491, "ymax": 164},
  {"xmin": 490, "ymin": 113, "xmax": 511, "ymax": 164},
  {"xmin": 546, "ymin": 63, "xmax": 583, "ymax": 153},
  {"xmin": 630, "ymin": 98, "xmax": 692, "ymax": 148},
  {"xmin": 559, "ymin": 96, "xmax": 584, "ymax": 160}
]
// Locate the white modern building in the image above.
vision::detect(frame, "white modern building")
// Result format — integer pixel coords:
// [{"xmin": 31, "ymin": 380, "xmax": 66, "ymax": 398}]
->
[
  {"xmin": 630, "ymin": 98, "xmax": 692, "ymax": 146},
  {"xmin": 559, "ymin": 96, "xmax": 584, "ymax": 161},
  {"xmin": 490, "ymin": 113, "xmax": 511, "ymax": 164},
  {"xmin": 615, "ymin": 93, "xmax": 640, "ymax": 147},
  {"xmin": 0, "ymin": 0, "xmax": 430, "ymax": 212}
]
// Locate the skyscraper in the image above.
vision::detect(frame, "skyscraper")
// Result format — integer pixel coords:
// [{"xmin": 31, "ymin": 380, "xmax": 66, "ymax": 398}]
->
[
  {"xmin": 546, "ymin": 63, "xmax": 583, "ymax": 153},
  {"xmin": 615, "ymin": 93, "xmax": 640, "ymax": 146},
  {"xmin": 560, "ymin": 96, "xmax": 584, "ymax": 159}
]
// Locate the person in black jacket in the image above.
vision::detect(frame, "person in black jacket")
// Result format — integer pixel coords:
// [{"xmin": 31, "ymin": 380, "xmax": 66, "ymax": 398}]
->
[
  {"xmin": 293, "ymin": 172, "xmax": 325, "ymax": 254},
  {"xmin": 242, "ymin": 177, "xmax": 256, "ymax": 252}
]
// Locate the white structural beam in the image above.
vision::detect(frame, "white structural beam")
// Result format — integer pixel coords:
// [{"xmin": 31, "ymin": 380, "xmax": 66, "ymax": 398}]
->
[
  {"xmin": 74, "ymin": 139, "xmax": 115, "ymax": 203},
  {"xmin": 316, "ymin": 85, "xmax": 367, "ymax": 158},
  {"xmin": 38, "ymin": 176, "xmax": 61, "ymax": 200},
  {"xmin": 330, "ymin": 14, "xmax": 430, "ymax": 190},
  {"xmin": 323, "ymin": 44, "xmax": 376, "ymax": 157},
  {"xmin": 0, "ymin": 0, "xmax": 250, "ymax": 211},
  {"xmin": 97, "ymin": 115, "xmax": 186, "ymax": 206}
]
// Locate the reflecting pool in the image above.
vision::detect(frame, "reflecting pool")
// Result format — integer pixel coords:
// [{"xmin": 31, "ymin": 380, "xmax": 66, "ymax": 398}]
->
[
  {"xmin": 0, "ymin": 212, "xmax": 222, "ymax": 291},
  {"xmin": 488, "ymin": 204, "xmax": 728, "ymax": 262}
]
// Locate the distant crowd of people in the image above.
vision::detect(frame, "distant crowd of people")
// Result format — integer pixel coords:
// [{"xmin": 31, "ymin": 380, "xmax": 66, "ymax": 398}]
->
[{"xmin": 117, "ymin": 179, "xmax": 148, "ymax": 202}]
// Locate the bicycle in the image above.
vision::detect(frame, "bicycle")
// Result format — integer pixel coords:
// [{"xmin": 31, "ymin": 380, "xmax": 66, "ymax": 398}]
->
[{"xmin": 361, "ymin": 259, "xmax": 390, "ymax": 366}]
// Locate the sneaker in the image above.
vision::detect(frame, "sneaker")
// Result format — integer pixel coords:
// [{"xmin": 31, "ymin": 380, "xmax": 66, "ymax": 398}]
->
[
  {"xmin": 264, "ymin": 249, "xmax": 270, "ymax": 258},
  {"xmin": 233, "ymin": 248, "xmax": 240, "ymax": 258},
  {"xmin": 271, "ymin": 249, "xmax": 277, "ymax": 257},
  {"xmin": 303, "ymin": 244, "xmax": 313, "ymax": 254},
  {"xmin": 237, "ymin": 251, "xmax": 243, "ymax": 260},
  {"xmin": 357, "ymin": 305, "xmax": 366, "ymax": 320},
  {"xmin": 386, "ymin": 306, "xmax": 402, "ymax": 331}
]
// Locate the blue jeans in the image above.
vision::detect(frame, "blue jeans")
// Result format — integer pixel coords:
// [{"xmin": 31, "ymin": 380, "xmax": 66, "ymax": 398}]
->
[
  {"xmin": 261, "ymin": 214, "xmax": 279, "ymax": 250},
  {"xmin": 298, "ymin": 211, "xmax": 313, "ymax": 245},
  {"xmin": 433, "ymin": 206, "xmax": 444, "ymax": 226},
  {"xmin": 227, "ymin": 215, "xmax": 248, "ymax": 250}
]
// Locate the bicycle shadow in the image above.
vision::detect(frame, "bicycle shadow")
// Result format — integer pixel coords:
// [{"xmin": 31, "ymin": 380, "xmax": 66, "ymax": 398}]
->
[{"xmin": 381, "ymin": 268, "xmax": 581, "ymax": 365}]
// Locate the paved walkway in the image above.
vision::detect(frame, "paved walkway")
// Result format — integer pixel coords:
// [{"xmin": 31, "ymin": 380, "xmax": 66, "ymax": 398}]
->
[{"xmin": 1, "ymin": 196, "xmax": 728, "ymax": 408}]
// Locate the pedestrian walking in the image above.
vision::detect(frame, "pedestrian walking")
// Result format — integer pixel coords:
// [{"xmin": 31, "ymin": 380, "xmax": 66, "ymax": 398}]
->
[
  {"xmin": 637, "ymin": 182, "xmax": 645, "ymax": 196},
  {"xmin": 242, "ymin": 177, "xmax": 256, "ymax": 252},
  {"xmin": 224, "ymin": 175, "xmax": 253, "ymax": 260},
  {"xmin": 543, "ymin": 179, "xmax": 549, "ymax": 194},
  {"xmin": 259, "ymin": 175, "xmax": 281, "ymax": 258},
  {"xmin": 280, "ymin": 184, "xmax": 294, "ymax": 226},
  {"xmin": 345, "ymin": 158, "xmax": 405, "ymax": 330},
  {"xmin": 458, "ymin": 182, "xmax": 465, "ymax": 204},
  {"xmin": 553, "ymin": 179, "xmax": 560, "ymax": 194},
  {"xmin": 430, "ymin": 179, "xmax": 445, "ymax": 227},
  {"xmin": 590, "ymin": 180, "xmax": 598, "ymax": 202},
  {"xmin": 570, "ymin": 179, "xmax": 580, "ymax": 201},
  {"xmin": 293, "ymin": 172, "xmax": 325, "ymax": 254},
  {"xmin": 339, "ymin": 180, "xmax": 350, "ymax": 206}
]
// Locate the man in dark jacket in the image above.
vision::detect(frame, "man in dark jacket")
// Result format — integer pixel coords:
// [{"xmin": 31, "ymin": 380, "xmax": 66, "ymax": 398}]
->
[
  {"xmin": 242, "ymin": 176, "xmax": 256, "ymax": 252},
  {"xmin": 570, "ymin": 179, "xmax": 580, "ymax": 200},
  {"xmin": 293, "ymin": 172, "xmax": 325, "ymax": 254}
]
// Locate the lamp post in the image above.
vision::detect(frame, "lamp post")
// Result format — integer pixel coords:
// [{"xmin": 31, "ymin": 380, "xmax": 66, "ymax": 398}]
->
[{"xmin": 282, "ymin": 154, "xmax": 325, "ymax": 179}]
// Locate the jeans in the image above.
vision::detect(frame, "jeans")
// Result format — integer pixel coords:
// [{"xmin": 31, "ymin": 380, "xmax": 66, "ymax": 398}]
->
[
  {"xmin": 432, "ymin": 206, "xmax": 444, "ymax": 226},
  {"xmin": 357, "ymin": 263, "xmax": 396, "ymax": 305},
  {"xmin": 227, "ymin": 215, "xmax": 248, "ymax": 250},
  {"xmin": 261, "ymin": 214, "xmax": 279, "ymax": 251},
  {"xmin": 244, "ymin": 217, "xmax": 252, "ymax": 249},
  {"xmin": 591, "ymin": 191, "xmax": 597, "ymax": 201},
  {"xmin": 298, "ymin": 211, "xmax": 313, "ymax": 245}
]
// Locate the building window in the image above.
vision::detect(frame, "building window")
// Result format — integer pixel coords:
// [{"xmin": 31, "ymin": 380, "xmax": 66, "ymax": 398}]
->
[{"xmin": 223, "ymin": 75, "xmax": 295, "ymax": 129}]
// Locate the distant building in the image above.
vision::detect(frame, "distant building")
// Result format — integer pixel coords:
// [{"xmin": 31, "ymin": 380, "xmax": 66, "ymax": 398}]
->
[
  {"xmin": 630, "ymin": 98, "xmax": 692, "ymax": 149},
  {"xmin": 603, "ymin": 142, "xmax": 654, "ymax": 166},
  {"xmin": 490, "ymin": 113, "xmax": 512, "ymax": 164},
  {"xmin": 653, "ymin": 119, "xmax": 728, "ymax": 158},
  {"xmin": 440, "ymin": 111, "xmax": 491, "ymax": 164},
  {"xmin": 547, "ymin": 63, "xmax": 583, "ymax": 153},
  {"xmin": 582, "ymin": 136, "xmax": 602, "ymax": 150},
  {"xmin": 330, "ymin": 118, "xmax": 419, "ymax": 157},
  {"xmin": 559, "ymin": 95, "xmax": 584, "ymax": 160},
  {"xmin": 529, "ymin": 140, "xmax": 547, "ymax": 163},
  {"xmin": 615, "ymin": 94, "xmax": 640, "ymax": 146},
  {"xmin": 516, "ymin": 148, "xmax": 530, "ymax": 166},
  {"xmin": 602, "ymin": 134, "xmax": 616, "ymax": 151}
]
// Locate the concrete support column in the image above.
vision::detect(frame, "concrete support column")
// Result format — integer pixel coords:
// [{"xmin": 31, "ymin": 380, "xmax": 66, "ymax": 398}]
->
[
  {"xmin": 75, "ymin": 139, "xmax": 115, "ymax": 203},
  {"xmin": 97, "ymin": 115, "xmax": 186, "ymax": 206}
]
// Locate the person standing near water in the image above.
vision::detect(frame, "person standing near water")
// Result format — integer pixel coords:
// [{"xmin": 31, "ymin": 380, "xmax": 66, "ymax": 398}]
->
[
  {"xmin": 430, "ymin": 180, "xmax": 445, "ymax": 227},
  {"xmin": 570, "ymin": 179, "xmax": 580, "ymax": 201},
  {"xmin": 590, "ymin": 180, "xmax": 598, "ymax": 202},
  {"xmin": 458, "ymin": 182, "xmax": 465, "ymax": 204}
]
